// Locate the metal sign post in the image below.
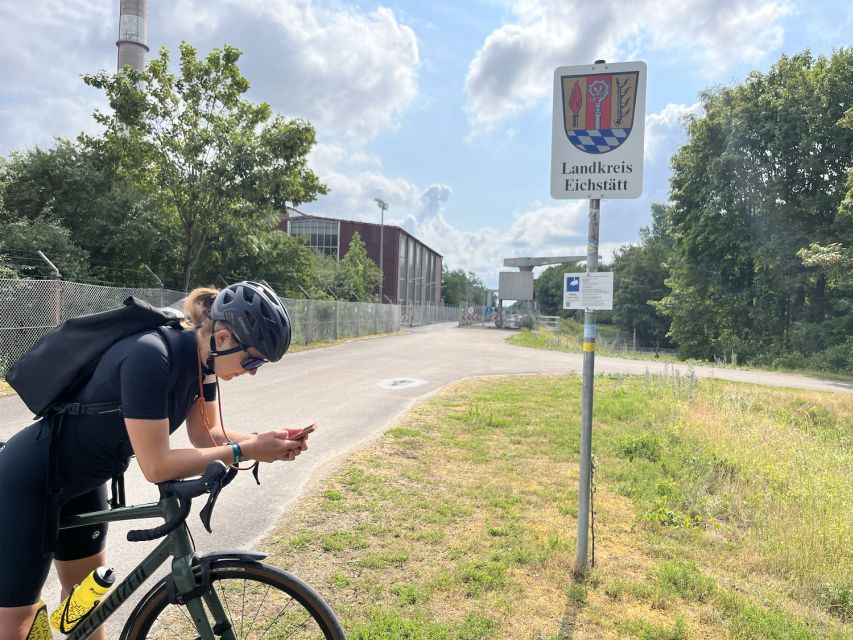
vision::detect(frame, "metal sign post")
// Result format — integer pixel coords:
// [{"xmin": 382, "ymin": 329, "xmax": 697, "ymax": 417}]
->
[
  {"xmin": 551, "ymin": 59, "xmax": 646, "ymax": 574},
  {"xmin": 576, "ymin": 198, "xmax": 599, "ymax": 573}
]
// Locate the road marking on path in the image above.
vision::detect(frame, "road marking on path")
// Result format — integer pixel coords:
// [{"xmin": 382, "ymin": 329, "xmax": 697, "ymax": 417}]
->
[{"xmin": 377, "ymin": 378, "xmax": 428, "ymax": 390}]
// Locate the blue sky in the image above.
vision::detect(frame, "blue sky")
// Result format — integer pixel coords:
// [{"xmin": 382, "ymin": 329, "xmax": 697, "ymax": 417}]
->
[{"xmin": 0, "ymin": 0, "xmax": 850, "ymax": 288}]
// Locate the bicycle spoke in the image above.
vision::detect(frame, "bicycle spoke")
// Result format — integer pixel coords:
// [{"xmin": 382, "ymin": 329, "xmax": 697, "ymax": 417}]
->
[
  {"xmin": 214, "ymin": 580, "xmax": 236, "ymax": 633},
  {"xmin": 240, "ymin": 580, "xmax": 272, "ymax": 639},
  {"xmin": 256, "ymin": 596, "xmax": 311, "ymax": 640},
  {"xmin": 149, "ymin": 601, "xmax": 195, "ymax": 638},
  {"xmin": 240, "ymin": 578, "xmax": 247, "ymax": 640},
  {"xmin": 134, "ymin": 563, "xmax": 340, "ymax": 639}
]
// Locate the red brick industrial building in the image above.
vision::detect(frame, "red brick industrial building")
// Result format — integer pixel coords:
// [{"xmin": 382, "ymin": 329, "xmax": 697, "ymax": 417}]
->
[{"xmin": 279, "ymin": 210, "xmax": 442, "ymax": 306}]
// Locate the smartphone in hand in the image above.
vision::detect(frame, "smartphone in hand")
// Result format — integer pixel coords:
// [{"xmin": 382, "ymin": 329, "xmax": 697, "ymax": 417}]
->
[{"xmin": 291, "ymin": 423, "xmax": 317, "ymax": 439}]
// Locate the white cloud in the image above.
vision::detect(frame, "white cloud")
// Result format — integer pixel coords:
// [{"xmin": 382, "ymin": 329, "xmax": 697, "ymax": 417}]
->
[
  {"xmin": 465, "ymin": 0, "xmax": 793, "ymax": 135},
  {"xmin": 0, "ymin": 0, "xmax": 422, "ymax": 155},
  {"xmin": 305, "ymin": 139, "xmax": 597, "ymax": 286},
  {"xmin": 0, "ymin": 0, "xmax": 114, "ymax": 155},
  {"xmin": 158, "ymin": 0, "xmax": 421, "ymax": 144},
  {"xmin": 302, "ymin": 142, "xmax": 424, "ymax": 221},
  {"xmin": 410, "ymin": 195, "xmax": 590, "ymax": 285},
  {"xmin": 409, "ymin": 197, "xmax": 624, "ymax": 288},
  {"xmin": 644, "ymin": 102, "xmax": 702, "ymax": 162}
]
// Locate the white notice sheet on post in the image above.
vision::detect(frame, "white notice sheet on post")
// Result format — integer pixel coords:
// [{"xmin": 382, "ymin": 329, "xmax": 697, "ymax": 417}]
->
[{"xmin": 564, "ymin": 272, "xmax": 613, "ymax": 310}]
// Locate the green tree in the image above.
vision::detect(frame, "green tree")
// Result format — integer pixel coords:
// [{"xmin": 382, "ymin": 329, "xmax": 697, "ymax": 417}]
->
[
  {"xmin": 441, "ymin": 267, "xmax": 486, "ymax": 306},
  {"xmin": 310, "ymin": 234, "xmax": 382, "ymax": 302},
  {"xmin": 658, "ymin": 48, "xmax": 853, "ymax": 364},
  {"xmin": 0, "ymin": 215, "xmax": 90, "ymax": 281},
  {"xmin": 193, "ymin": 209, "xmax": 319, "ymax": 299},
  {"xmin": 797, "ymin": 105, "xmax": 853, "ymax": 292},
  {"xmin": 612, "ymin": 204, "xmax": 674, "ymax": 347},
  {"xmin": 1, "ymin": 139, "xmax": 181, "ymax": 286},
  {"xmin": 533, "ymin": 262, "xmax": 583, "ymax": 316},
  {"xmin": 83, "ymin": 42, "xmax": 327, "ymax": 290},
  {"xmin": 339, "ymin": 232, "xmax": 382, "ymax": 301}
]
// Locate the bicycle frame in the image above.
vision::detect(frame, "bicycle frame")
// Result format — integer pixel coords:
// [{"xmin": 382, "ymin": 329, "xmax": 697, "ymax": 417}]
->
[{"xmin": 58, "ymin": 494, "xmax": 230, "ymax": 640}]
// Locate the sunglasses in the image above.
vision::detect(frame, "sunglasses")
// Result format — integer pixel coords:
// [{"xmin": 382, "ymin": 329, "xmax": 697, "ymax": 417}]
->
[{"xmin": 216, "ymin": 334, "xmax": 269, "ymax": 371}]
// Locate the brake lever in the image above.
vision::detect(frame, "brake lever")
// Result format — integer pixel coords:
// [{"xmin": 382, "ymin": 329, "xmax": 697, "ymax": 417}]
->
[{"xmin": 199, "ymin": 466, "xmax": 239, "ymax": 533}]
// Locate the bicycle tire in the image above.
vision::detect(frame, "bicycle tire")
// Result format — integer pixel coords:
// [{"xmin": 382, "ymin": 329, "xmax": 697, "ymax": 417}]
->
[{"xmin": 121, "ymin": 558, "xmax": 346, "ymax": 640}]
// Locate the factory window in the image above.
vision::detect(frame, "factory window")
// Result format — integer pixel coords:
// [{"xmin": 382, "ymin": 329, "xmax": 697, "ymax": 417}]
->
[
  {"xmin": 398, "ymin": 236, "xmax": 408, "ymax": 304},
  {"xmin": 289, "ymin": 219, "xmax": 338, "ymax": 257}
]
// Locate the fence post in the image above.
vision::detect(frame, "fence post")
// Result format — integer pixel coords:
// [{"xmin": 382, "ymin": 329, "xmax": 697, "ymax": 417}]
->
[{"xmin": 305, "ymin": 300, "xmax": 312, "ymax": 344}]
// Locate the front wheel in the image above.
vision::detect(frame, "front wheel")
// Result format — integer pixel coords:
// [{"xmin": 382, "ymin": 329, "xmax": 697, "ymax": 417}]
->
[{"xmin": 122, "ymin": 558, "xmax": 346, "ymax": 639}]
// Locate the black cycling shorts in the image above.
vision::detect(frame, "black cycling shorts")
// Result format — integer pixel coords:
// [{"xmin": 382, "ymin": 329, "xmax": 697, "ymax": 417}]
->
[{"xmin": 0, "ymin": 422, "xmax": 108, "ymax": 607}]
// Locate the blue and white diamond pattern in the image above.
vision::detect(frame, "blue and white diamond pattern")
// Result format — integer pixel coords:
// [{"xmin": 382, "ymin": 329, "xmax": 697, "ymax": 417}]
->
[{"xmin": 567, "ymin": 128, "xmax": 630, "ymax": 153}]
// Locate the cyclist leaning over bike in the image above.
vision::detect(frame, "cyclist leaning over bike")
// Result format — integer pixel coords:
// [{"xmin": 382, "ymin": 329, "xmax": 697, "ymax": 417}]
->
[{"xmin": 0, "ymin": 281, "xmax": 311, "ymax": 639}]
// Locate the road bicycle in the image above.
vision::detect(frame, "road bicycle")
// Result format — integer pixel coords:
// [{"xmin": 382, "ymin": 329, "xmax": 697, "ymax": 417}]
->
[{"xmin": 55, "ymin": 460, "xmax": 346, "ymax": 639}]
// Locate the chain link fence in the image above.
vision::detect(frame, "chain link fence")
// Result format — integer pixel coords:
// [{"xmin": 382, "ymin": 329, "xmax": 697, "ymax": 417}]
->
[
  {"xmin": 400, "ymin": 303, "xmax": 460, "ymax": 326},
  {"xmin": 0, "ymin": 279, "xmax": 461, "ymax": 376},
  {"xmin": 284, "ymin": 298, "xmax": 399, "ymax": 343},
  {"xmin": 0, "ymin": 279, "xmax": 186, "ymax": 375}
]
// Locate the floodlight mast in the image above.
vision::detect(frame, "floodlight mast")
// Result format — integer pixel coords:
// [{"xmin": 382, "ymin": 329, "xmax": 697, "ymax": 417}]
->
[{"xmin": 374, "ymin": 198, "xmax": 389, "ymax": 303}]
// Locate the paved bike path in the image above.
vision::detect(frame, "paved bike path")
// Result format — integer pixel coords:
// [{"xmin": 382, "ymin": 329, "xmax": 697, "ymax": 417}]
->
[{"xmin": 0, "ymin": 324, "xmax": 849, "ymax": 631}]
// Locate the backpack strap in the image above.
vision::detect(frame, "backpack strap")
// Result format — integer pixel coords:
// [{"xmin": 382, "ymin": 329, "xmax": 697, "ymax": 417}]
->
[
  {"xmin": 44, "ymin": 401, "xmax": 123, "ymax": 417},
  {"xmin": 107, "ymin": 327, "xmax": 184, "ymax": 509},
  {"xmin": 45, "ymin": 327, "xmax": 187, "ymax": 515}
]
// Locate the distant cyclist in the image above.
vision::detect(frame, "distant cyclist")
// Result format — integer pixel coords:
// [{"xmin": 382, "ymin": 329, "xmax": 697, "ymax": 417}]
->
[{"xmin": 0, "ymin": 281, "xmax": 311, "ymax": 639}]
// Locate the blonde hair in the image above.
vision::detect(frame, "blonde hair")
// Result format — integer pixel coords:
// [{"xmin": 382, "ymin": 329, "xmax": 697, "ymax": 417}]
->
[{"xmin": 183, "ymin": 286, "xmax": 219, "ymax": 336}]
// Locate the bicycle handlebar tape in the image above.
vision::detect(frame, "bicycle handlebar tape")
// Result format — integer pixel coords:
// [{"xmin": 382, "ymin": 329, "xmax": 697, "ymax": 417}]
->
[{"xmin": 127, "ymin": 498, "xmax": 191, "ymax": 542}]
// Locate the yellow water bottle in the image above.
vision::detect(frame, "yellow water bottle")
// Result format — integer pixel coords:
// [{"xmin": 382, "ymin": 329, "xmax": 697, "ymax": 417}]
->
[
  {"xmin": 24, "ymin": 600, "xmax": 52, "ymax": 640},
  {"xmin": 50, "ymin": 566, "xmax": 116, "ymax": 633}
]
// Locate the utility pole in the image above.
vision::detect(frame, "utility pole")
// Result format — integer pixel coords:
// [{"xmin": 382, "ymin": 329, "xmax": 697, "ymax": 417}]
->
[{"xmin": 374, "ymin": 198, "xmax": 389, "ymax": 303}]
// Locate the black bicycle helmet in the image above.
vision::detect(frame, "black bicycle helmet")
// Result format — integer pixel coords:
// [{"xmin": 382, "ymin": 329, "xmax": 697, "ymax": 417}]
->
[{"xmin": 210, "ymin": 281, "xmax": 292, "ymax": 361}]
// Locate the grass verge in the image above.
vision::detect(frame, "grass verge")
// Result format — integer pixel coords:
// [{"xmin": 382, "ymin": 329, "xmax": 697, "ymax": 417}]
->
[
  {"xmin": 263, "ymin": 373, "xmax": 852, "ymax": 639},
  {"xmin": 506, "ymin": 328, "xmax": 681, "ymax": 365},
  {"xmin": 507, "ymin": 328, "xmax": 853, "ymax": 381}
]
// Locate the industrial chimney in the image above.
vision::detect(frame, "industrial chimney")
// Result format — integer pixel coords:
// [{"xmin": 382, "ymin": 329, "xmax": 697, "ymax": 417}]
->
[{"xmin": 116, "ymin": 0, "xmax": 148, "ymax": 72}]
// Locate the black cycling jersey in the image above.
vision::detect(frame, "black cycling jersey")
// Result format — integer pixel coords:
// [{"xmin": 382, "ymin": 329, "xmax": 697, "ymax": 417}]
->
[
  {"xmin": 55, "ymin": 327, "xmax": 206, "ymax": 490},
  {"xmin": 0, "ymin": 326, "xmax": 211, "ymax": 607}
]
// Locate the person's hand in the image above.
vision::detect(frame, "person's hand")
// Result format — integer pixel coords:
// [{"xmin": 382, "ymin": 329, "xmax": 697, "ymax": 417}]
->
[
  {"xmin": 241, "ymin": 430, "xmax": 305, "ymax": 463},
  {"xmin": 284, "ymin": 425, "xmax": 316, "ymax": 441}
]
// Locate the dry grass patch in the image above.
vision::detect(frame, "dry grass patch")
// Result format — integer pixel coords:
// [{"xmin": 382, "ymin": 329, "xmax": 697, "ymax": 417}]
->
[
  {"xmin": 0, "ymin": 378, "xmax": 14, "ymax": 398},
  {"xmin": 258, "ymin": 375, "xmax": 851, "ymax": 639}
]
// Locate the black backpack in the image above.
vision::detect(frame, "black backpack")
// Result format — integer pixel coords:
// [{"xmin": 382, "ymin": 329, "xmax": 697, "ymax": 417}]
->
[{"xmin": 6, "ymin": 296, "xmax": 185, "ymax": 418}]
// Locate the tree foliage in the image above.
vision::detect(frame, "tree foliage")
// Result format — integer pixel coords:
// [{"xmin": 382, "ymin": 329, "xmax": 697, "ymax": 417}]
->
[
  {"xmin": 310, "ymin": 233, "xmax": 383, "ymax": 302},
  {"xmin": 0, "ymin": 42, "xmax": 341, "ymax": 295},
  {"xmin": 611, "ymin": 204, "xmax": 674, "ymax": 347},
  {"xmin": 1, "ymin": 140, "xmax": 179, "ymax": 285},
  {"xmin": 83, "ymin": 42, "xmax": 327, "ymax": 289},
  {"xmin": 656, "ymin": 48, "xmax": 853, "ymax": 366},
  {"xmin": 339, "ymin": 232, "xmax": 383, "ymax": 301},
  {"xmin": 533, "ymin": 262, "xmax": 582, "ymax": 317},
  {"xmin": 441, "ymin": 267, "xmax": 486, "ymax": 306}
]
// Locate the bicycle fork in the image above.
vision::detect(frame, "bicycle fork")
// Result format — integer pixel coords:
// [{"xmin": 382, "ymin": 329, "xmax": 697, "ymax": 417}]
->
[{"xmin": 169, "ymin": 549, "xmax": 267, "ymax": 640}]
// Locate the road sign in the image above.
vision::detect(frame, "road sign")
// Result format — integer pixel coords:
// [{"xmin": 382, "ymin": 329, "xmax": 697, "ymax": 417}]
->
[
  {"xmin": 565, "ymin": 275, "xmax": 581, "ymax": 304},
  {"xmin": 551, "ymin": 61, "xmax": 646, "ymax": 199},
  {"xmin": 563, "ymin": 272, "xmax": 614, "ymax": 310}
]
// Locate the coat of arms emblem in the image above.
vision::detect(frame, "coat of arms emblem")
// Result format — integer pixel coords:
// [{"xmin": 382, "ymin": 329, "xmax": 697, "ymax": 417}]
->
[{"xmin": 560, "ymin": 71, "xmax": 639, "ymax": 154}]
